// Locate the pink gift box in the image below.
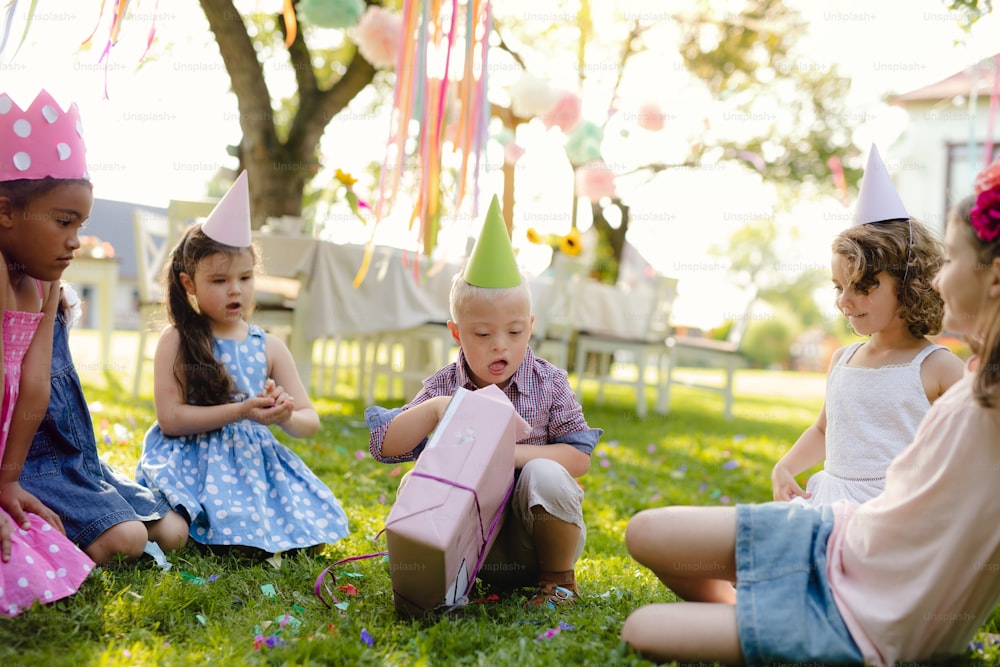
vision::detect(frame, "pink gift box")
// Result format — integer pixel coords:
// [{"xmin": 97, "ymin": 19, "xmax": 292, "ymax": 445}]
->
[{"xmin": 385, "ymin": 384, "xmax": 530, "ymax": 615}]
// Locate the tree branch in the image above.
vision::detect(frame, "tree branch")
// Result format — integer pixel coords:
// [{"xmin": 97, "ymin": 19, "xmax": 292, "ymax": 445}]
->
[{"xmin": 199, "ymin": 0, "xmax": 277, "ymax": 153}]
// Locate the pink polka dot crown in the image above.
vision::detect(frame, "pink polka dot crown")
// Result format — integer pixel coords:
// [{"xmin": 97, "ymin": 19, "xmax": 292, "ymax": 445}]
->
[
  {"xmin": 0, "ymin": 90, "xmax": 88, "ymax": 183},
  {"xmin": 971, "ymin": 158, "xmax": 1000, "ymax": 244}
]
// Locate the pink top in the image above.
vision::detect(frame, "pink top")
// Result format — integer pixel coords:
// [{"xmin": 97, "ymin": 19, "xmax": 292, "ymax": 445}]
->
[
  {"xmin": 826, "ymin": 363, "xmax": 1000, "ymax": 666},
  {"xmin": 0, "ymin": 297, "xmax": 94, "ymax": 616}
]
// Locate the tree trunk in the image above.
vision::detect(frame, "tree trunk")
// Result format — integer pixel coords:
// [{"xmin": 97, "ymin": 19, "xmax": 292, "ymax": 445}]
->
[
  {"xmin": 589, "ymin": 199, "xmax": 629, "ymax": 284},
  {"xmin": 199, "ymin": 0, "xmax": 376, "ymax": 228}
]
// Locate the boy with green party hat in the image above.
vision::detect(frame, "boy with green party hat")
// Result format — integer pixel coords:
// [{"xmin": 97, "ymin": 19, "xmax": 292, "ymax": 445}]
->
[{"xmin": 366, "ymin": 195, "xmax": 602, "ymax": 608}]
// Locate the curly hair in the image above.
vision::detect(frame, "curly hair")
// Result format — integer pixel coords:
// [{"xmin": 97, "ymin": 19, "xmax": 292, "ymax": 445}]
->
[{"xmin": 832, "ymin": 218, "xmax": 945, "ymax": 339}]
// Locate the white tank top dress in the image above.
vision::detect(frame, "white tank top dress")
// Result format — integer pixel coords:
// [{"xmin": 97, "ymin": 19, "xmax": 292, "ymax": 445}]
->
[{"xmin": 792, "ymin": 342, "xmax": 946, "ymax": 506}]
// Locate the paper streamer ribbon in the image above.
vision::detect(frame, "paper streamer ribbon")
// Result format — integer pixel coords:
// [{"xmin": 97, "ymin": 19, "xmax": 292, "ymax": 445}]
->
[{"xmin": 356, "ymin": 0, "xmax": 490, "ymax": 286}]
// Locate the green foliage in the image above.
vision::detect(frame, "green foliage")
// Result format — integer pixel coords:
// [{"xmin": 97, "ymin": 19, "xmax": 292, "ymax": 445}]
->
[
  {"xmin": 677, "ymin": 0, "xmax": 861, "ymax": 189},
  {"xmin": 741, "ymin": 308, "xmax": 802, "ymax": 369},
  {"xmin": 947, "ymin": 0, "xmax": 993, "ymax": 31},
  {"xmin": 2, "ymin": 365, "xmax": 996, "ymax": 665}
]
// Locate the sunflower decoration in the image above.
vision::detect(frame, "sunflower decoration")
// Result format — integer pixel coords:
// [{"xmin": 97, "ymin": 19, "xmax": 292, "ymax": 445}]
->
[{"xmin": 526, "ymin": 227, "xmax": 583, "ymax": 257}]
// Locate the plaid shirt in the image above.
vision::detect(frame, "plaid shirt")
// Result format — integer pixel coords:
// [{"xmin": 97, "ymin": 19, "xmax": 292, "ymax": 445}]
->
[{"xmin": 366, "ymin": 347, "xmax": 602, "ymax": 464}]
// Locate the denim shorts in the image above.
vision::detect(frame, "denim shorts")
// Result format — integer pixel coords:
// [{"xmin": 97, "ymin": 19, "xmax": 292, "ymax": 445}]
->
[
  {"xmin": 735, "ymin": 502, "xmax": 863, "ymax": 667},
  {"xmin": 19, "ymin": 309, "xmax": 171, "ymax": 550}
]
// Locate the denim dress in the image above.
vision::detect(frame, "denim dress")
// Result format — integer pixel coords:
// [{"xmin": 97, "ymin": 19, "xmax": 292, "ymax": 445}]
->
[{"xmin": 20, "ymin": 306, "xmax": 172, "ymax": 550}]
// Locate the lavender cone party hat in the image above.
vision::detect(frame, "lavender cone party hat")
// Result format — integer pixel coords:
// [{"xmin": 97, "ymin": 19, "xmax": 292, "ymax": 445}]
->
[
  {"xmin": 201, "ymin": 170, "xmax": 252, "ymax": 247},
  {"xmin": 852, "ymin": 144, "xmax": 909, "ymax": 226},
  {"xmin": 0, "ymin": 90, "xmax": 88, "ymax": 182},
  {"xmin": 463, "ymin": 195, "xmax": 522, "ymax": 288}
]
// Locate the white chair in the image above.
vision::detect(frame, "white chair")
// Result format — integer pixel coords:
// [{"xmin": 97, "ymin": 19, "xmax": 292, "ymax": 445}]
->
[
  {"xmin": 131, "ymin": 209, "xmax": 174, "ymax": 396},
  {"xmin": 530, "ymin": 254, "xmax": 589, "ymax": 369},
  {"xmin": 660, "ymin": 287, "xmax": 757, "ymax": 420},
  {"xmin": 572, "ymin": 275, "xmax": 679, "ymax": 417},
  {"xmin": 364, "ymin": 323, "xmax": 457, "ymax": 404},
  {"xmin": 309, "ymin": 334, "xmax": 372, "ymax": 398}
]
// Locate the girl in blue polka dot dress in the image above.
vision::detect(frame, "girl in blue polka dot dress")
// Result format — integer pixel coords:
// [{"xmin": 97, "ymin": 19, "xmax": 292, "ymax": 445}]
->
[{"xmin": 136, "ymin": 172, "xmax": 349, "ymax": 556}]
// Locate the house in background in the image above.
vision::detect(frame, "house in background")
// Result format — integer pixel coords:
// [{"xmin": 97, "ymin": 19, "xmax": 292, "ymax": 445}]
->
[
  {"xmin": 69, "ymin": 198, "xmax": 166, "ymax": 330},
  {"xmin": 890, "ymin": 52, "xmax": 1000, "ymax": 236}
]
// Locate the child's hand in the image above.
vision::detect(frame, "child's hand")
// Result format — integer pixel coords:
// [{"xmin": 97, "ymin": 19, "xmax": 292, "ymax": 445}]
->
[
  {"xmin": 259, "ymin": 378, "xmax": 279, "ymax": 401},
  {"xmin": 245, "ymin": 386, "xmax": 295, "ymax": 426},
  {"xmin": 771, "ymin": 464, "xmax": 810, "ymax": 502},
  {"xmin": 0, "ymin": 481, "xmax": 66, "ymax": 560},
  {"xmin": 0, "ymin": 513, "xmax": 12, "ymax": 563}
]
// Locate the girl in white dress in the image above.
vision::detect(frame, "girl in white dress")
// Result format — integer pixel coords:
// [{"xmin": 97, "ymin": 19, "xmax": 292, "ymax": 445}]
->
[{"xmin": 772, "ymin": 147, "xmax": 964, "ymax": 505}]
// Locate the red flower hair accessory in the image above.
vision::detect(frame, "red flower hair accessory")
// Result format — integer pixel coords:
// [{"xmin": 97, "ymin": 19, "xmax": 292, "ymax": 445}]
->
[{"xmin": 971, "ymin": 158, "xmax": 1000, "ymax": 243}]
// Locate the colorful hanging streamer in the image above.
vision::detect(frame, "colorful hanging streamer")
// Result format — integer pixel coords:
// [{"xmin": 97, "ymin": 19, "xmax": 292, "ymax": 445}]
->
[
  {"xmin": 79, "ymin": 0, "xmax": 161, "ymax": 99},
  {"xmin": 356, "ymin": 0, "xmax": 491, "ymax": 286}
]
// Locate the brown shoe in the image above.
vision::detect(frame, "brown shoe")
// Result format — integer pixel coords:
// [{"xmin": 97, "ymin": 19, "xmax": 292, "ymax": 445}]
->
[{"xmin": 525, "ymin": 570, "xmax": 579, "ymax": 609}]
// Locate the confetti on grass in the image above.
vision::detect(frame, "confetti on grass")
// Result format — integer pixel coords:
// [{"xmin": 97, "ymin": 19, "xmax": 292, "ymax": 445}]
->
[
  {"xmin": 253, "ymin": 634, "xmax": 287, "ymax": 650},
  {"xmin": 361, "ymin": 628, "xmax": 374, "ymax": 646},
  {"xmin": 722, "ymin": 460, "xmax": 739, "ymax": 470},
  {"xmin": 537, "ymin": 621, "xmax": 575, "ymax": 640}
]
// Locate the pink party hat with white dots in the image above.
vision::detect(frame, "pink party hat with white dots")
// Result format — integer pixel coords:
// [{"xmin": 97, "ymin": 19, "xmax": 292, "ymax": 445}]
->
[
  {"xmin": 0, "ymin": 90, "xmax": 88, "ymax": 182},
  {"xmin": 852, "ymin": 144, "xmax": 909, "ymax": 225},
  {"xmin": 201, "ymin": 170, "xmax": 252, "ymax": 248}
]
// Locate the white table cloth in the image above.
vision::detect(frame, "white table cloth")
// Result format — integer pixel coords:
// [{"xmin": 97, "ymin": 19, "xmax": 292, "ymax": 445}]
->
[{"xmin": 254, "ymin": 234, "xmax": 662, "ymax": 385}]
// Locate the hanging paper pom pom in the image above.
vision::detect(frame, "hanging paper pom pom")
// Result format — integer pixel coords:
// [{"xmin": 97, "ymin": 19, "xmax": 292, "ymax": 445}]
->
[
  {"xmin": 353, "ymin": 6, "xmax": 403, "ymax": 68},
  {"xmin": 299, "ymin": 0, "xmax": 366, "ymax": 29},
  {"xmin": 509, "ymin": 73, "xmax": 559, "ymax": 119},
  {"xmin": 542, "ymin": 91, "xmax": 582, "ymax": 133},
  {"xmin": 635, "ymin": 100, "xmax": 666, "ymax": 132},
  {"xmin": 575, "ymin": 161, "xmax": 617, "ymax": 203},
  {"xmin": 564, "ymin": 121, "xmax": 604, "ymax": 167},
  {"xmin": 974, "ymin": 156, "xmax": 1000, "ymax": 194},
  {"xmin": 494, "ymin": 128, "xmax": 515, "ymax": 146},
  {"xmin": 504, "ymin": 142, "xmax": 525, "ymax": 166}
]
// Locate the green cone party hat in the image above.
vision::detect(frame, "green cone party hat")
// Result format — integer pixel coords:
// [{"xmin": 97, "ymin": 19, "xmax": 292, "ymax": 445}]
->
[{"xmin": 463, "ymin": 195, "xmax": 522, "ymax": 288}]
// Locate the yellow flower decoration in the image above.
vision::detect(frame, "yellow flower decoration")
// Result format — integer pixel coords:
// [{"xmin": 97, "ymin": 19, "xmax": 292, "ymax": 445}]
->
[
  {"xmin": 558, "ymin": 227, "xmax": 582, "ymax": 256},
  {"xmin": 527, "ymin": 226, "xmax": 583, "ymax": 256},
  {"xmin": 335, "ymin": 168, "xmax": 358, "ymax": 187}
]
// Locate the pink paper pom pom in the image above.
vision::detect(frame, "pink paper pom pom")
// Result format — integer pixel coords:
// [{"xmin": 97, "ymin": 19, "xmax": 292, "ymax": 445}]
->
[
  {"xmin": 503, "ymin": 142, "xmax": 525, "ymax": 165},
  {"xmin": 353, "ymin": 6, "xmax": 403, "ymax": 69},
  {"xmin": 975, "ymin": 157, "xmax": 1000, "ymax": 194},
  {"xmin": 542, "ymin": 91, "xmax": 582, "ymax": 133},
  {"xmin": 575, "ymin": 160, "xmax": 617, "ymax": 203},
  {"xmin": 635, "ymin": 101, "xmax": 666, "ymax": 132}
]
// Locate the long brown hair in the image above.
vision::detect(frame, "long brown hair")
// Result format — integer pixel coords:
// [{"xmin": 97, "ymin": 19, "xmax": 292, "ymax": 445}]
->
[
  {"xmin": 952, "ymin": 195, "xmax": 1000, "ymax": 408},
  {"xmin": 164, "ymin": 224, "xmax": 257, "ymax": 406}
]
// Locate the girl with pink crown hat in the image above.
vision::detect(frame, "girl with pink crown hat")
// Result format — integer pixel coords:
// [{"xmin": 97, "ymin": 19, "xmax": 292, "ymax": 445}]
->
[
  {"xmin": 135, "ymin": 172, "xmax": 350, "ymax": 557},
  {"xmin": 0, "ymin": 89, "xmax": 96, "ymax": 615},
  {"xmin": 3, "ymin": 86, "xmax": 189, "ymax": 572}
]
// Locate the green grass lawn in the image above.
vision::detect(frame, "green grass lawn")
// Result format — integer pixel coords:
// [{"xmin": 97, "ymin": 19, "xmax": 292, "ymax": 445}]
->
[{"xmin": 1, "ymin": 331, "xmax": 997, "ymax": 666}]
